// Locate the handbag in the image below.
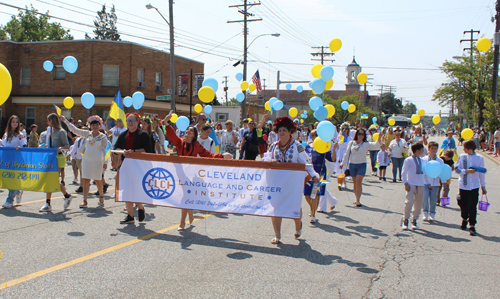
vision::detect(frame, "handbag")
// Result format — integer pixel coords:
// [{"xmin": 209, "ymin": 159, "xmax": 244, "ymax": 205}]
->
[{"xmin": 344, "ymin": 142, "xmax": 352, "ymax": 177}]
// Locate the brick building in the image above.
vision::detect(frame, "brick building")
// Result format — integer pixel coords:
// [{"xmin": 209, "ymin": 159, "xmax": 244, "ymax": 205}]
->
[{"xmin": 0, "ymin": 39, "xmax": 204, "ymax": 131}]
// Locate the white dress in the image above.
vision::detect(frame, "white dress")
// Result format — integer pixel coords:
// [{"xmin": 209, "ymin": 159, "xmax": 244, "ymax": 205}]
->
[
  {"xmin": 65, "ymin": 121, "xmax": 106, "ymax": 180},
  {"xmin": 335, "ymin": 136, "xmax": 352, "ymax": 175}
]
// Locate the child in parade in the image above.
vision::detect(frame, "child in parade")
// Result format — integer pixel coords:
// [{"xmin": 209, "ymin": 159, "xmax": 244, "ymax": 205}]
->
[
  {"xmin": 455, "ymin": 140, "xmax": 487, "ymax": 236},
  {"xmin": 198, "ymin": 124, "xmax": 217, "ymax": 154},
  {"xmin": 401, "ymin": 142, "xmax": 429, "ymax": 230},
  {"xmin": 377, "ymin": 144, "xmax": 390, "ymax": 181},
  {"xmin": 422, "ymin": 141, "xmax": 443, "ymax": 221},
  {"xmin": 438, "ymin": 150, "xmax": 455, "ymax": 204}
]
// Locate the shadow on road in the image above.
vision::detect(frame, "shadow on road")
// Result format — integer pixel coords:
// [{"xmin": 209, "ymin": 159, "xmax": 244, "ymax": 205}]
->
[{"xmin": 412, "ymin": 228, "xmax": 471, "ymax": 243}]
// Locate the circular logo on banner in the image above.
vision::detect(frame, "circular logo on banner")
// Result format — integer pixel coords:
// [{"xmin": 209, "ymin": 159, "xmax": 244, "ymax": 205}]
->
[{"xmin": 142, "ymin": 168, "xmax": 175, "ymax": 199}]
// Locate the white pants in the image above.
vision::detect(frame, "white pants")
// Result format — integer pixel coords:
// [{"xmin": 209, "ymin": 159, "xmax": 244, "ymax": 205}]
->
[{"xmin": 318, "ymin": 189, "xmax": 338, "ymax": 211}]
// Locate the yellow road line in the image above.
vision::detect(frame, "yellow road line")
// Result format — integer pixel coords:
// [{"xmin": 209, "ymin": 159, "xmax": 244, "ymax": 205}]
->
[{"xmin": 0, "ymin": 213, "xmax": 214, "ymax": 290}]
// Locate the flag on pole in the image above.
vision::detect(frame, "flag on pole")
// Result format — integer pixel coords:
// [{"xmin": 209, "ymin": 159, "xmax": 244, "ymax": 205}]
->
[
  {"xmin": 360, "ymin": 113, "xmax": 369, "ymax": 119},
  {"xmin": 251, "ymin": 70, "xmax": 262, "ymax": 92},
  {"xmin": 104, "ymin": 142, "xmax": 111, "ymax": 161},
  {"xmin": 53, "ymin": 104, "xmax": 62, "ymax": 116},
  {"xmin": 109, "ymin": 89, "xmax": 127, "ymax": 128}
]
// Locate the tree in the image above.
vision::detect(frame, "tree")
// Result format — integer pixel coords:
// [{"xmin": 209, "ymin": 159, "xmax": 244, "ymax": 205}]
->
[
  {"xmin": 379, "ymin": 92, "xmax": 403, "ymax": 115},
  {"xmin": 402, "ymin": 102, "xmax": 417, "ymax": 115},
  {"xmin": 432, "ymin": 47, "xmax": 494, "ymax": 128},
  {"xmin": 482, "ymin": 97, "xmax": 500, "ymax": 132},
  {"xmin": 0, "ymin": 5, "xmax": 73, "ymax": 42},
  {"xmin": 86, "ymin": 5, "xmax": 120, "ymax": 41}
]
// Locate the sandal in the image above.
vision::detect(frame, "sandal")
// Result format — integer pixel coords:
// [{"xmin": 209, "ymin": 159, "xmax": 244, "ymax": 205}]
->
[
  {"xmin": 79, "ymin": 200, "xmax": 88, "ymax": 208},
  {"xmin": 294, "ymin": 222, "xmax": 303, "ymax": 239},
  {"xmin": 355, "ymin": 202, "xmax": 363, "ymax": 207},
  {"xmin": 98, "ymin": 196, "xmax": 104, "ymax": 206},
  {"xmin": 271, "ymin": 237, "xmax": 281, "ymax": 244}
]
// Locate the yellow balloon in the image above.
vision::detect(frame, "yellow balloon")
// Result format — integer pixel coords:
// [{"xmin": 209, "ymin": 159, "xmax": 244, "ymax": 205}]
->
[
  {"xmin": 432, "ymin": 115, "xmax": 441, "ymax": 125},
  {"xmin": 265, "ymin": 101, "xmax": 270, "ymax": 111},
  {"xmin": 248, "ymin": 118, "xmax": 252, "ymax": 122},
  {"xmin": 411, "ymin": 114, "xmax": 420, "ymax": 124},
  {"xmin": 240, "ymin": 81, "xmax": 249, "ymax": 91},
  {"xmin": 372, "ymin": 133, "xmax": 379, "ymax": 142},
  {"xmin": 249, "ymin": 83, "xmax": 256, "ymax": 92},
  {"xmin": 461, "ymin": 128, "xmax": 473, "ymax": 140},
  {"xmin": 171, "ymin": 113, "xmax": 178, "ymax": 123},
  {"xmin": 0, "ymin": 63, "xmax": 12, "ymax": 106},
  {"xmin": 300, "ymin": 119, "xmax": 304, "ymax": 124},
  {"xmin": 313, "ymin": 137, "xmax": 331, "ymax": 153},
  {"xmin": 348, "ymin": 104, "xmax": 356, "ymax": 113},
  {"xmin": 388, "ymin": 119, "xmax": 395, "ymax": 126},
  {"xmin": 325, "ymin": 79, "xmax": 333, "ymax": 90},
  {"xmin": 311, "ymin": 64, "xmax": 323, "ymax": 79},
  {"xmin": 325, "ymin": 104, "xmax": 335, "ymax": 117},
  {"xmin": 198, "ymin": 86, "xmax": 215, "ymax": 103},
  {"xmin": 63, "ymin": 97, "xmax": 74, "ymax": 109},
  {"xmin": 289, "ymin": 107, "xmax": 298, "ymax": 118},
  {"xmin": 357, "ymin": 72, "xmax": 367, "ymax": 85},
  {"xmin": 477, "ymin": 37, "xmax": 491, "ymax": 53},
  {"xmin": 417, "ymin": 109, "xmax": 425, "ymax": 116},
  {"xmin": 194, "ymin": 104, "xmax": 203, "ymax": 113},
  {"xmin": 329, "ymin": 38, "xmax": 342, "ymax": 52}
]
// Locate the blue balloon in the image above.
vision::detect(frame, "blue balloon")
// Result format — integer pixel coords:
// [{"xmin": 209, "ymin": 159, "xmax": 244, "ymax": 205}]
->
[
  {"xmin": 286, "ymin": 83, "xmax": 292, "ymax": 90},
  {"xmin": 236, "ymin": 92, "xmax": 245, "ymax": 103},
  {"xmin": 202, "ymin": 77, "xmax": 218, "ymax": 93},
  {"xmin": 63, "ymin": 56, "xmax": 78, "ymax": 74},
  {"xmin": 341, "ymin": 101, "xmax": 349, "ymax": 110},
  {"xmin": 269, "ymin": 97, "xmax": 278, "ymax": 109},
  {"xmin": 164, "ymin": 140, "xmax": 169, "ymax": 148},
  {"xmin": 309, "ymin": 96, "xmax": 323, "ymax": 111},
  {"xmin": 132, "ymin": 92, "xmax": 145, "ymax": 110},
  {"xmin": 372, "ymin": 117, "xmax": 377, "ymax": 123},
  {"xmin": 204, "ymin": 105, "xmax": 212, "ymax": 114},
  {"xmin": 304, "ymin": 110, "xmax": 308, "ymax": 115},
  {"xmin": 123, "ymin": 96, "xmax": 133, "ymax": 108},
  {"xmin": 311, "ymin": 78, "xmax": 326, "ymax": 94},
  {"xmin": 320, "ymin": 66, "xmax": 334, "ymax": 81},
  {"xmin": 81, "ymin": 92, "xmax": 95, "ymax": 109},
  {"xmin": 176, "ymin": 116, "xmax": 190, "ymax": 131},
  {"xmin": 313, "ymin": 106, "xmax": 328, "ymax": 121},
  {"xmin": 43, "ymin": 60, "xmax": 53, "ymax": 72},
  {"xmin": 235, "ymin": 72, "xmax": 243, "ymax": 81},
  {"xmin": 297, "ymin": 85, "xmax": 303, "ymax": 93},
  {"xmin": 273, "ymin": 100, "xmax": 284, "ymax": 111},
  {"xmin": 302, "ymin": 142, "xmax": 307, "ymax": 147},
  {"xmin": 309, "ymin": 81, "xmax": 313, "ymax": 88},
  {"xmin": 294, "ymin": 118, "xmax": 299, "ymax": 123},
  {"xmin": 267, "ymin": 120, "xmax": 272, "ymax": 124},
  {"xmin": 317, "ymin": 121, "xmax": 335, "ymax": 142},
  {"xmin": 425, "ymin": 160, "xmax": 442, "ymax": 179},
  {"xmin": 439, "ymin": 164, "xmax": 452, "ymax": 181}
]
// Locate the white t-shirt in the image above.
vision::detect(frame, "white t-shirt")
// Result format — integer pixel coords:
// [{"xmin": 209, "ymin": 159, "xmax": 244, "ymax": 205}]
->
[
  {"xmin": 494, "ymin": 130, "xmax": 500, "ymax": 141},
  {"xmin": 110, "ymin": 126, "xmax": 127, "ymax": 146},
  {"xmin": 199, "ymin": 136, "xmax": 217, "ymax": 154}
]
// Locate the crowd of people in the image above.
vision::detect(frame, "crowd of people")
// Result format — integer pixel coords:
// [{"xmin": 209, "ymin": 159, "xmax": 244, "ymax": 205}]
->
[{"xmin": 0, "ymin": 111, "xmax": 492, "ymax": 242}]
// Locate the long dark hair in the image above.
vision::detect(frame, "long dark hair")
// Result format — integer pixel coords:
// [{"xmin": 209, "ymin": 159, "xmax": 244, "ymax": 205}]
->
[
  {"xmin": 354, "ymin": 129, "xmax": 367, "ymax": 143},
  {"xmin": 184, "ymin": 125, "xmax": 198, "ymax": 143},
  {"xmin": 5, "ymin": 115, "xmax": 21, "ymax": 140}
]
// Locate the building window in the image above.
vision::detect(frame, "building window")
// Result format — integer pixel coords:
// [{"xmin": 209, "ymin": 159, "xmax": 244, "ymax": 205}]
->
[
  {"xmin": 103, "ymin": 65, "xmax": 119, "ymax": 86},
  {"xmin": 20, "ymin": 66, "xmax": 30, "ymax": 86},
  {"xmin": 26, "ymin": 107, "xmax": 36, "ymax": 127},
  {"xmin": 54, "ymin": 66, "xmax": 65, "ymax": 80},
  {"xmin": 155, "ymin": 72, "xmax": 162, "ymax": 87},
  {"xmin": 138, "ymin": 68, "xmax": 145, "ymax": 83}
]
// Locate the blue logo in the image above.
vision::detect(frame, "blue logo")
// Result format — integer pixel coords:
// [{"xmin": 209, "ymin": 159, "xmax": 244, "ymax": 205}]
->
[{"xmin": 142, "ymin": 168, "xmax": 175, "ymax": 199}]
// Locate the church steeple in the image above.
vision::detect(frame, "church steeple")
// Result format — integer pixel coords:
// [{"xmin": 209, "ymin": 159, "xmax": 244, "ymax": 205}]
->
[{"xmin": 345, "ymin": 56, "xmax": 361, "ymax": 91}]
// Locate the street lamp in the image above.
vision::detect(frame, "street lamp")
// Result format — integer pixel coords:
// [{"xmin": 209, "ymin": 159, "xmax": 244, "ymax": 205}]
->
[
  {"xmin": 146, "ymin": 3, "xmax": 176, "ymax": 113},
  {"xmin": 242, "ymin": 33, "xmax": 280, "ymax": 120}
]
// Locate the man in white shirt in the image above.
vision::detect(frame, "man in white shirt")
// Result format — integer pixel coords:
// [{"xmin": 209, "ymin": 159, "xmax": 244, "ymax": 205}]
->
[
  {"xmin": 494, "ymin": 126, "xmax": 500, "ymax": 157},
  {"xmin": 401, "ymin": 142, "xmax": 429, "ymax": 230},
  {"xmin": 422, "ymin": 141, "xmax": 443, "ymax": 221},
  {"xmin": 196, "ymin": 113, "xmax": 208, "ymax": 133},
  {"xmin": 238, "ymin": 119, "xmax": 249, "ymax": 159},
  {"xmin": 198, "ymin": 124, "xmax": 217, "ymax": 154}
]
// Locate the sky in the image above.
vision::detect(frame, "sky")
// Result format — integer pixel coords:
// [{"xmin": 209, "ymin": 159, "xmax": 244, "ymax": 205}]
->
[{"xmin": 0, "ymin": 0, "xmax": 496, "ymax": 115}]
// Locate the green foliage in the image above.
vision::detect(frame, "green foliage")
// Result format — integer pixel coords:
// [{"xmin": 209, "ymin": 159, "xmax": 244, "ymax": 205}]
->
[
  {"xmin": 482, "ymin": 97, "xmax": 500, "ymax": 132},
  {"xmin": 379, "ymin": 93, "xmax": 403, "ymax": 115},
  {"xmin": 0, "ymin": 5, "xmax": 73, "ymax": 42},
  {"xmin": 87, "ymin": 5, "xmax": 121, "ymax": 41},
  {"xmin": 402, "ymin": 102, "xmax": 417, "ymax": 115}
]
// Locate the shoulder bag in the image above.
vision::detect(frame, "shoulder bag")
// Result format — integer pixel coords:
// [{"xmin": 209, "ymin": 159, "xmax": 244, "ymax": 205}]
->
[{"xmin": 344, "ymin": 141, "xmax": 352, "ymax": 177}]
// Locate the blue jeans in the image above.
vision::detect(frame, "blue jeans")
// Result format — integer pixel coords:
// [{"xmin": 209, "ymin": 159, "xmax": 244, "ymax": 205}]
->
[
  {"xmin": 4, "ymin": 189, "xmax": 20, "ymax": 205},
  {"xmin": 349, "ymin": 163, "xmax": 367, "ymax": 177},
  {"xmin": 369, "ymin": 150, "xmax": 379, "ymax": 172},
  {"xmin": 423, "ymin": 186, "xmax": 439, "ymax": 215},
  {"xmin": 391, "ymin": 157, "xmax": 404, "ymax": 180}
]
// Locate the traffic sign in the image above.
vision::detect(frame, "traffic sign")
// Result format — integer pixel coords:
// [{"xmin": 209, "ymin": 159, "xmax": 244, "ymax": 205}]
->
[{"xmin": 156, "ymin": 95, "xmax": 171, "ymax": 101}]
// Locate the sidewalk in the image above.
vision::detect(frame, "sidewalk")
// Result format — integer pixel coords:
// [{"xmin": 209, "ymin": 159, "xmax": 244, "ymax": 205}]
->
[{"xmin": 478, "ymin": 149, "xmax": 500, "ymax": 165}]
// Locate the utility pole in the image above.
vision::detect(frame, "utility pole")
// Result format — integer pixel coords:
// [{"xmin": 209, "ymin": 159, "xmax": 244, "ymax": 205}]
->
[
  {"xmin": 492, "ymin": 1, "xmax": 500, "ymax": 103},
  {"xmin": 461, "ymin": 29, "xmax": 480, "ymax": 59},
  {"xmin": 222, "ymin": 76, "xmax": 229, "ymax": 106},
  {"xmin": 262, "ymin": 78, "xmax": 266, "ymax": 105},
  {"xmin": 168, "ymin": 0, "xmax": 175, "ymax": 113},
  {"xmin": 228, "ymin": 0, "xmax": 262, "ymax": 123},
  {"xmin": 310, "ymin": 46, "xmax": 335, "ymax": 64}
]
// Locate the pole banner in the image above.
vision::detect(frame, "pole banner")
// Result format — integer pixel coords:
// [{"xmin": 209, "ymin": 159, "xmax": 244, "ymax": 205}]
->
[
  {"xmin": 117, "ymin": 154, "xmax": 306, "ymax": 218},
  {"xmin": 0, "ymin": 148, "xmax": 60, "ymax": 192}
]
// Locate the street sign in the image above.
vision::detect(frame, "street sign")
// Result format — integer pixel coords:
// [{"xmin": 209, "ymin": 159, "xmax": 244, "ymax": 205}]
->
[
  {"xmin": 156, "ymin": 95, "xmax": 171, "ymax": 101},
  {"xmin": 167, "ymin": 89, "xmax": 172, "ymax": 94}
]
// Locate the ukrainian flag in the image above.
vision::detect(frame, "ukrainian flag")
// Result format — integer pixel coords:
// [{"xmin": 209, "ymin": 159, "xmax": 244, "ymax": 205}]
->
[
  {"xmin": 104, "ymin": 142, "xmax": 111, "ymax": 161},
  {"xmin": 109, "ymin": 89, "xmax": 127, "ymax": 128},
  {"xmin": 207, "ymin": 116, "xmax": 220, "ymax": 154},
  {"xmin": 53, "ymin": 104, "xmax": 62, "ymax": 116}
]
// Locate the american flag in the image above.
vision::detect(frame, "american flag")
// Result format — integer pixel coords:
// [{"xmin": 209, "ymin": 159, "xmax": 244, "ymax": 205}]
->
[{"xmin": 251, "ymin": 70, "xmax": 262, "ymax": 92}]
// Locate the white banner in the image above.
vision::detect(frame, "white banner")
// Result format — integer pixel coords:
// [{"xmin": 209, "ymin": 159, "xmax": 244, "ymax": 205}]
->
[{"xmin": 117, "ymin": 155, "xmax": 306, "ymax": 218}]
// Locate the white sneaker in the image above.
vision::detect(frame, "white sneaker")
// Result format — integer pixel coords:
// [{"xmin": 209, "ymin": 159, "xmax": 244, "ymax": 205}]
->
[
  {"xmin": 411, "ymin": 220, "xmax": 418, "ymax": 230},
  {"xmin": 429, "ymin": 213, "xmax": 435, "ymax": 221},
  {"xmin": 73, "ymin": 179, "xmax": 78, "ymax": 184},
  {"xmin": 422, "ymin": 212, "xmax": 429, "ymax": 221},
  {"xmin": 2, "ymin": 202, "xmax": 13, "ymax": 209},
  {"xmin": 402, "ymin": 219, "xmax": 409, "ymax": 230},
  {"xmin": 63, "ymin": 194, "xmax": 72, "ymax": 209},
  {"xmin": 40, "ymin": 203, "xmax": 52, "ymax": 212},
  {"xmin": 15, "ymin": 191, "xmax": 23, "ymax": 204},
  {"xmin": 310, "ymin": 216, "xmax": 316, "ymax": 223}
]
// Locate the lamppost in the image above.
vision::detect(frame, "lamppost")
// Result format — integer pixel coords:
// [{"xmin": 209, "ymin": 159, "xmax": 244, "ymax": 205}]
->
[
  {"xmin": 146, "ymin": 2, "xmax": 176, "ymax": 113},
  {"xmin": 241, "ymin": 33, "xmax": 280, "ymax": 120}
]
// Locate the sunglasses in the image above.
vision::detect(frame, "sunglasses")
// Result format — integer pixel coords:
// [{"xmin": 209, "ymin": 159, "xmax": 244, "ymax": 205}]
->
[{"xmin": 126, "ymin": 119, "xmax": 137, "ymax": 123}]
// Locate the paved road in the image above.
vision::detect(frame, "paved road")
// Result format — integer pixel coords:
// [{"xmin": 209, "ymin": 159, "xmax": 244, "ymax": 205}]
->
[{"xmin": 1, "ymin": 137, "xmax": 499, "ymax": 298}]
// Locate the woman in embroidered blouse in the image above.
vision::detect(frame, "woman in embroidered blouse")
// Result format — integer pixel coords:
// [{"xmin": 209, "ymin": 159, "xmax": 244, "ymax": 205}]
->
[
  {"xmin": 221, "ymin": 120, "xmax": 239, "ymax": 158},
  {"xmin": 264, "ymin": 116, "xmax": 320, "ymax": 244},
  {"xmin": 62, "ymin": 115, "xmax": 107, "ymax": 207}
]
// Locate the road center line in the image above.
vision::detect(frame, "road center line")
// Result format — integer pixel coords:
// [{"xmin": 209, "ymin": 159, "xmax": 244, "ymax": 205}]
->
[{"xmin": 0, "ymin": 213, "xmax": 214, "ymax": 290}]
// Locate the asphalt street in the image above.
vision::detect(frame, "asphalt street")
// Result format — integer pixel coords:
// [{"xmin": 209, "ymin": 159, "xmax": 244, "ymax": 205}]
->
[{"xmin": 0, "ymin": 136, "xmax": 499, "ymax": 298}]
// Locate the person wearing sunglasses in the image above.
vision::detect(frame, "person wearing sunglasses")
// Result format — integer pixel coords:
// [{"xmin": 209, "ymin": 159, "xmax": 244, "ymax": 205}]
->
[{"xmin": 240, "ymin": 113, "xmax": 268, "ymax": 161}]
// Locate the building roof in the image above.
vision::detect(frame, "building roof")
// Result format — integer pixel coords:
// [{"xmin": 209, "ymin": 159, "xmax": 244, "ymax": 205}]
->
[{"xmin": 348, "ymin": 56, "xmax": 359, "ymax": 66}]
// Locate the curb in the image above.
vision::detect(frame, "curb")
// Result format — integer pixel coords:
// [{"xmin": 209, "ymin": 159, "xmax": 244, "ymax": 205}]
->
[{"xmin": 477, "ymin": 151, "xmax": 500, "ymax": 166}]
